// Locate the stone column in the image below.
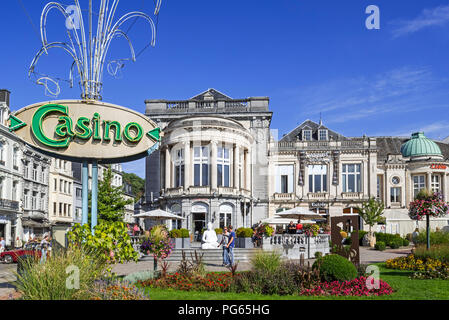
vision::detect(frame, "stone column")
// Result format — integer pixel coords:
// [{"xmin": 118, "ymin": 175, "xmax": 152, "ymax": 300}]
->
[
  {"xmin": 427, "ymin": 172, "xmax": 432, "ymax": 193},
  {"xmin": 211, "ymin": 141, "xmax": 217, "ymax": 190},
  {"xmin": 165, "ymin": 147, "xmax": 171, "ymax": 189},
  {"xmin": 234, "ymin": 145, "xmax": 240, "ymax": 190},
  {"xmin": 184, "ymin": 141, "xmax": 190, "ymax": 190},
  {"xmin": 245, "ymin": 149, "xmax": 251, "ymax": 190}
]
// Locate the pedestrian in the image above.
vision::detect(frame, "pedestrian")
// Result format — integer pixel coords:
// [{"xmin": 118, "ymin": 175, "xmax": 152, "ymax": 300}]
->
[
  {"xmin": 288, "ymin": 221, "xmax": 296, "ymax": 234},
  {"xmin": 412, "ymin": 228, "xmax": 420, "ymax": 244},
  {"xmin": 15, "ymin": 237, "xmax": 22, "ymax": 249},
  {"xmin": 226, "ymin": 226, "xmax": 236, "ymax": 266},
  {"xmin": 218, "ymin": 227, "xmax": 230, "ymax": 266},
  {"xmin": 296, "ymin": 220, "xmax": 303, "ymax": 234},
  {"xmin": 133, "ymin": 224, "xmax": 140, "ymax": 236},
  {"xmin": 40, "ymin": 234, "xmax": 49, "ymax": 264},
  {"xmin": 0, "ymin": 237, "xmax": 5, "ymax": 253}
]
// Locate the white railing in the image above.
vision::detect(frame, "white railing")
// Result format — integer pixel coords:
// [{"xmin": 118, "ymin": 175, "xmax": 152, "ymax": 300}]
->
[{"xmin": 262, "ymin": 234, "xmax": 330, "ymax": 259}]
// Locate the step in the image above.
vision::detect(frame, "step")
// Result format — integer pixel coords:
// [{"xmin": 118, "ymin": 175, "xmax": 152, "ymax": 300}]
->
[{"xmin": 140, "ymin": 248, "xmax": 262, "ymax": 262}]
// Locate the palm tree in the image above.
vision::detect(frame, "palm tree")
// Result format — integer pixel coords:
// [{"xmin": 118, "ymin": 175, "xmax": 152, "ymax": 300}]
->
[{"xmin": 356, "ymin": 197, "xmax": 385, "ymax": 248}]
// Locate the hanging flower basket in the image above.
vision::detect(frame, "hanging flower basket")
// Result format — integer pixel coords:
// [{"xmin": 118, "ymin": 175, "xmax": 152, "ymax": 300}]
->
[{"xmin": 409, "ymin": 192, "xmax": 449, "ymax": 221}]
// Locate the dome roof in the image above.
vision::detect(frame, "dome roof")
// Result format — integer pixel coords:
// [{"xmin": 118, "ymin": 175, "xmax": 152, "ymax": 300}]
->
[{"xmin": 401, "ymin": 132, "xmax": 442, "ymax": 158}]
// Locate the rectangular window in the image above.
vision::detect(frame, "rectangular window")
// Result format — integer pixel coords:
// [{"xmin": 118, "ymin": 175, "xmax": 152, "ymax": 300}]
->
[
  {"xmin": 60, "ymin": 179, "xmax": 64, "ymax": 192},
  {"xmin": 59, "ymin": 203, "xmax": 62, "ymax": 216},
  {"xmin": 54, "ymin": 179, "xmax": 57, "ymax": 191},
  {"xmin": 31, "ymin": 192, "xmax": 38, "ymax": 210},
  {"xmin": 302, "ymin": 130, "xmax": 312, "ymax": 141},
  {"xmin": 13, "ymin": 148, "xmax": 18, "ymax": 169},
  {"xmin": 391, "ymin": 187, "xmax": 401, "ymax": 203},
  {"xmin": 276, "ymin": 165, "xmax": 294, "ymax": 193},
  {"xmin": 308, "ymin": 165, "xmax": 328, "ymax": 193},
  {"xmin": 12, "ymin": 181, "xmax": 17, "ymax": 201},
  {"xmin": 413, "ymin": 175, "xmax": 426, "ymax": 199},
  {"xmin": 24, "ymin": 190, "xmax": 30, "ymax": 209},
  {"xmin": 53, "ymin": 202, "xmax": 57, "ymax": 215},
  {"xmin": 281, "ymin": 175, "xmax": 288, "ymax": 193},
  {"xmin": 377, "ymin": 175, "xmax": 383, "ymax": 199},
  {"xmin": 193, "ymin": 146, "xmax": 209, "ymax": 186},
  {"xmin": 342, "ymin": 164, "xmax": 361, "ymax": 192},
  {"xmin": 32, "ymin": 165, "xmax": 38, "ymax": 181},
  {"xmin": 217, "ymin": 146, "xmax": 230, "ymax": 187},
  {"xmin": 173, "ymin": 149, "xmax": 185, "ymax": 188},
  {"xmin": 318, "ymin": 129, "xmax": 328, "ymax": 141},
  {"xmin": 431, "ymin": 175, "xmax": 440, "ymax": 193}
]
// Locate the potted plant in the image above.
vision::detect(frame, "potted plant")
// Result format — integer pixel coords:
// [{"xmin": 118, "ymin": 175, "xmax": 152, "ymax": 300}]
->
[
  {"xmin": 236, "ymin": 227, "xmax": 254, "ymax": 248},
  {"xmin": 356, "ymin": 197, "xmax": 385, "ymax": 248},
  {"xmin": 169, "ymin": 229, "xmax": 182, "ymax": 249},
  {"xmin": 215, "ymin": 228, "xmax": 223, "ymax": 244},
  {"xmin": 179, "ymin": 228, "xmax": 191, "ymax": 248}
]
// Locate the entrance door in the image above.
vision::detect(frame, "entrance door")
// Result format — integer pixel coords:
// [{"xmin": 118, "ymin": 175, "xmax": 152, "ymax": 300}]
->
[{"xmin": 193, "ymin": 213, "xmax": 205, "ymax": 241}]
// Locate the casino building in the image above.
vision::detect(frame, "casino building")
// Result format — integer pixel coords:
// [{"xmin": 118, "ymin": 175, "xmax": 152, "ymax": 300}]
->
[{"xmin": 143, "ymin": 89, "xmax": 449, "ymax": 236}]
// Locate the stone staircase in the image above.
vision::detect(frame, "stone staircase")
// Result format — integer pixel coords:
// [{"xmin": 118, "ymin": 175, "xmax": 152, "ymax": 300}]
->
[{"xmin": 140, "ymin": 248, "xmax": 262, "ymax": 263}]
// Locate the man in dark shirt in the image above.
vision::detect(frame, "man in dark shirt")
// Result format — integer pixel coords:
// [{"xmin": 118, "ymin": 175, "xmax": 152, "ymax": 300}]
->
[
  {"xmin": 288, "ymin": 221, "xmax": 296, "ymax": 234},
  {"xmin": 226, "ymin": 225, "xmax": 236, "ymax": 266}
]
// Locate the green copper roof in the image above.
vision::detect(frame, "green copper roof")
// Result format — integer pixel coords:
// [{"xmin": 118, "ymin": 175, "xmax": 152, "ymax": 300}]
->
[{"xmin": 401, "ymin": 132, "xmax": 442, "ymax": 158}]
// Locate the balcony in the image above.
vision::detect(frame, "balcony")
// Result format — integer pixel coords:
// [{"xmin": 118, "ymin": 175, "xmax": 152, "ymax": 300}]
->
[
  {"xmin": 341, "ymin": 192, "xmax": 364, "ymax": 199},
  {"xmin": 307, "ymin": 193, "xmax": 328, "ymax": 199},
  {"xmin": 273, "ymin": 193, "xmax": 295, "ymax": 201},
  {"xmin": 0, "ymin": 199, "xmax": 19, "ymax": 211}
]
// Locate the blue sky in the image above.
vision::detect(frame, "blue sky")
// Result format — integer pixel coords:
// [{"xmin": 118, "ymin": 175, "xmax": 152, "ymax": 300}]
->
[{"xmin": 1, "ymin": 0, "xmax": 449, "ymax": 178}]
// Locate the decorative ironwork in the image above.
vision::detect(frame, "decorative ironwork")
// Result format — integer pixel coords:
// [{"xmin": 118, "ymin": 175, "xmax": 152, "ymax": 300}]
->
[
  {"xmin": 29, "ymin": 0, "xmax": 162, "ymax": 100},
  {"xmin": 331, "ymin": 215, "xmax": 360, "ymax": 265}
]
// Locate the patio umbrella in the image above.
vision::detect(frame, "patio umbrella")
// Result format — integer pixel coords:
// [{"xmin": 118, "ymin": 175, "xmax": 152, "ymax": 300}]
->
[
  {"xmin": 275, "ymin": 207, "xmax": 327, "ymax": 220},
  {"xmin": 133, "ymin": 209, "xmax": 186, "ymax": 221}
]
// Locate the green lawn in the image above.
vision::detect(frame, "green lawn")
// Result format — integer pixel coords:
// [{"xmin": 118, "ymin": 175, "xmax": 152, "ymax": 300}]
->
[{"xmin": 140, "ymin": 264, "xmax": 449, "ymax": 300}]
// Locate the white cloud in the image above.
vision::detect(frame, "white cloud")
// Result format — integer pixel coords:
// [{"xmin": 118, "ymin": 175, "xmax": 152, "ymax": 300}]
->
[
  {"xmin": 391, "ymin": 5, "xmax": 449, "ymax": 38},
  {"xmin": 285, "ymin": 65, "xmax": 446, "ymax": 124}
]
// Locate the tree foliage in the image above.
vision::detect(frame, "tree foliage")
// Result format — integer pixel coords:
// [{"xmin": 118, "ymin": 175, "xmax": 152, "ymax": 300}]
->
[
  {"xmin": 90, "ymin": 166, "xmax": 133, "ymax": 224},
  {"xmin": 68, "ymin": 222, "xmax": 138, "ymax": 264},
  {"xmin": 122, "ymin": 172, "xmax": 145, "ymax": 201},
  {"xmin": 355, "ymin": 197, "xmax": 385, "ymax": 232}
]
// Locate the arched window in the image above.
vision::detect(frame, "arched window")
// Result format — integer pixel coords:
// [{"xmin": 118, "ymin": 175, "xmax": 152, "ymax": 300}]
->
[{"xmin": 0, "ymin": 142, "xmax": 5, "ymax": 165}]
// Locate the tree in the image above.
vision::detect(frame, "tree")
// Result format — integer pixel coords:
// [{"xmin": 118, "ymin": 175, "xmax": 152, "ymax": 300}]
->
[
  {"xmin": 356, "ymin": 197, "xmax": 385, "ymax": 247},
  {"xmin": 90, "ymin": 166, "xmax": 133, "ymax": 224},
  {"xmin": 122, "ymin": 172, "xmax": 145, "ymax": 201}
]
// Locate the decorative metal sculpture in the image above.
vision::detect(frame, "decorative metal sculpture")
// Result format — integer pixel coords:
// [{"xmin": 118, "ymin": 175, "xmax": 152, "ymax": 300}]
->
[
  {"xmin": 331, "ymin": 216, "xmax": 360, "ymax": 265},
  {"xmin": 29, "ymin": 0, "xmax": 162, "ymax": 100}
]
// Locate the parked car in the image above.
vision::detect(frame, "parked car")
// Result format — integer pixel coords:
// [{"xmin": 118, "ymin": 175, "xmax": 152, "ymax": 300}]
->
[{"xmin": 0, "ymin": 242, "xmax": 42, "ymax": 263}]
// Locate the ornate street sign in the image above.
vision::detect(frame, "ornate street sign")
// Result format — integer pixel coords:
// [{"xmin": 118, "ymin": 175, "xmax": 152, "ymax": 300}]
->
[{"xmin": 9, "ymin": 100, "xmax": 161, "ymax": 163}]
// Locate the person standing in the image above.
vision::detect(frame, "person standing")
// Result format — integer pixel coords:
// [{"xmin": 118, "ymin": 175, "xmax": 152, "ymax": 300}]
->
[
  {"xmin": 0, "ymin": 237, "xmax": 5, "ymax": 253},
  {"xmin": 40, "ymin": 234, "xmax": 49, "ymax": 264},
  {"xmin": 226, "ymin": 226, "xmax": 236, "ymax": 266},
  {"xmin": 288, "ymin": 221, "xmax": 296, "ymax": 234},
  {"xmin": 15, "ymin": 237, "xmax": 23, "ymax": 249},
  {"xmin": 219, "ymin": 227, "xmax": 230, "ymax": 266}
]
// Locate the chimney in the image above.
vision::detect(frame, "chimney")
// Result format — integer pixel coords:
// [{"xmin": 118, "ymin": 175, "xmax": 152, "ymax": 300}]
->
[{"xmin": 0, "ymin": 89, "xmax": 11, "ymax": 108}]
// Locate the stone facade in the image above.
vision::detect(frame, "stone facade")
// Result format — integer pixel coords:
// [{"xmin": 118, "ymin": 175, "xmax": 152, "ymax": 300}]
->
[
  {"xmin": 144, "ymin": 89, "xmax": 449, "ymax": 236},
  {"xmin": 144, "ymin": 89, "xmax": 272, "ymax": 235}
]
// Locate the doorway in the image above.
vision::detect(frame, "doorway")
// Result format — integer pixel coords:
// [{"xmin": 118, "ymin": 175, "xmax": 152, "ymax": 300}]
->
[{"xmin": 193, "ymin": 212, "xmax": 205, "ymax": 241}]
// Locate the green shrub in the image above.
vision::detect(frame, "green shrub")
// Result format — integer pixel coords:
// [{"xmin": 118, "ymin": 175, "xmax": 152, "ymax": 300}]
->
[
  {"xmin": 236, "ymin": 227, "xmax": 253, "ymax": 238},
  {"xmin": 15, "ymin": 247, "xmax": 108, "ymax": 300},
  {"xmin": 314, "ymin": 251, "xmax": 323, "ymax": 260},
  {"xmin": 402, "ymin": 238, "xmax": 410, "ymax": 247},
  {"xmin": 179, "ymin": 228, "xmax": 190, "ymax": 238},
  {"xmin": 169, "ymin": 229, "xmax": 182, "ymax": 238},
  {"xmin": 375, "ymin": 241, "xmax": 386, "ymax": 251},
  {"xmin": 415, "ymin": 230, "xmax": 449, "ymax": 246},
  {"xmin": 250, "ymin": 250, "xmax": 282, "ymax": 274},
  {"xmin": 375, "ymin": 232, "xmax": 404, "ymax": 247},
  {"xmin": 389, "ymin": 238, "xmax": 402, "ymax": 249},
  {"xmin": 214, "ymin": 228, "xmax": 223, "ymax": 235},
  {"xmin": 312, "ymin": 254, "xmax": 357, "ymax": 282}
]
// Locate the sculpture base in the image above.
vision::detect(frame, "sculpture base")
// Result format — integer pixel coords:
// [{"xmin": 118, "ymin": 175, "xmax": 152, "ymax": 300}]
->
[{"xmin": 201, "ymin": 243, "xmax": 220, "ymax": 249}]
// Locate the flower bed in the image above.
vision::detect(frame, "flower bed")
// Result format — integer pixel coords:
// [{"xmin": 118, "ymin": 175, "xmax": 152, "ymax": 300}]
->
[
  {"xmin": 139, "ymin": 271, "xmax": 394, "ymax": 297},
  {"xmin": 88, "ymin": 280, "xmax": 150, "ymax": 300},
  {"xmin": 139, "ymin": 272, "xmax": 233, "ymax": 292},
  {"xmin": 300, "ymin": 277, "xmax": 393, "ymax": 296},
  {"xmin": 386, "ymin": 254, "xmax": 449, "ymax": 272}
]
